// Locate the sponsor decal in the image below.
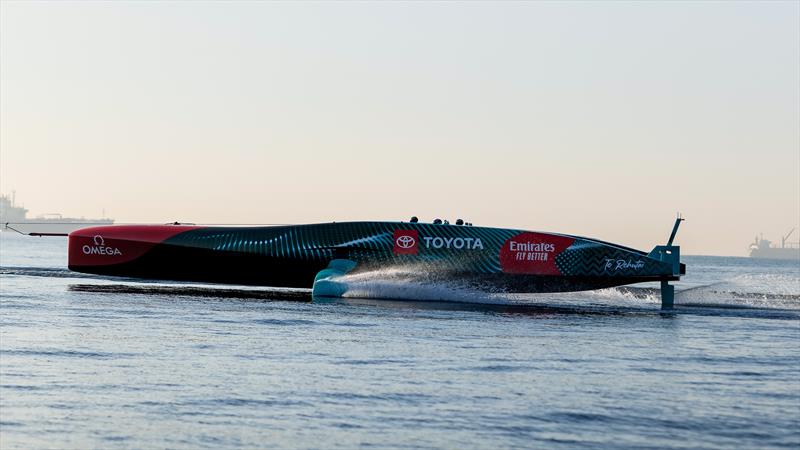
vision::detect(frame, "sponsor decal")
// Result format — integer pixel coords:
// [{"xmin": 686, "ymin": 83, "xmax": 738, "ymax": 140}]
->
[
  {"xmin": 604, "ymin": 259, "xmax": 645, "ymax": 271},
  {"xmin": 394, "ymin": 231, "xmax": 484, "ymax": 254},
  {"xmin": 81, "ymin": 235, "xmax": 123, "ymax": 256},
  {"xmin": 508, "ymin": 241, "xmax": 556, "ymax": 261},
  {"xmin": 69, "ymin": 225, "xmax": 203, "ymax": 267},
  {"xmin": 393, "ymin": 230, "xmax": 419, "ymax": 255},
  {"xmin": 422, "ymin": 236, "xmax": 484, "ymax": 250},
  {"xmin": 499, "ymin": 232, "xmax": 574, "ymax": 275}
]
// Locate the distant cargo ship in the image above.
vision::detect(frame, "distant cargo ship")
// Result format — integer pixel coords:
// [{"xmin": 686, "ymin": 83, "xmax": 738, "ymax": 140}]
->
[
  {"xmin": 749, "ymin": 229, "xmax": 799, "ymax": 260},
  {"xmin": 1, "ymin": 191, "xmax": 113, "ymax": 234}
]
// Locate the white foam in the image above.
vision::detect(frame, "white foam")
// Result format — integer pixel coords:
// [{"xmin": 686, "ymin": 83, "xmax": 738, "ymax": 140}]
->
[
  {"xmin": 334, "ymin": 267, "xmax": 505, "ymax": 304},
  {"xmin": 325, "ymin": 267, "xmax": 660, "ymax": 308},
  {"xmin": 322, "ymin": 265, "xmax": 799, "ymax": 311}
]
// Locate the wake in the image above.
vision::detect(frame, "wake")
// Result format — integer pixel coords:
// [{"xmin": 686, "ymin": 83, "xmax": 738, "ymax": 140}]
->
[{"xmin": 2, "ymin": 265, "xmax": 798, "ymax": 317}]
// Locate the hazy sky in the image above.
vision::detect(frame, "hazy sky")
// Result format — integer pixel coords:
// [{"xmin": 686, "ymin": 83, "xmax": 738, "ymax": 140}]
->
[{"xmin": 1, "ymin": 1, "xmax": 798, "ymax": 256}]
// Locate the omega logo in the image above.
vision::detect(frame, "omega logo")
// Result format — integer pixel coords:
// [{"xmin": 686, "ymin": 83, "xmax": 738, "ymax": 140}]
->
[{"xmin": 82, "ymin": 235, "xmax": 122, "ymax": 256}]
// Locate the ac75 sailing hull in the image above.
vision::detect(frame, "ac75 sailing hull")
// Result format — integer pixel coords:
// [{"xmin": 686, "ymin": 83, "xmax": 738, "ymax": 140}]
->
[{"xmin": 68, "ymin": 222, "xmax": 684, "ymax": 297}]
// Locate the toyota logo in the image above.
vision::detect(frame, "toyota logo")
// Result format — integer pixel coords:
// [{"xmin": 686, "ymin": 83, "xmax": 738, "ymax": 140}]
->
[
  {"xmin": 93, "ymin": 235, "xmax": 105, "ymax": 246},
  {"xmin": 396, "ymin": 235, "xmax": 416, "ymax": 249}
]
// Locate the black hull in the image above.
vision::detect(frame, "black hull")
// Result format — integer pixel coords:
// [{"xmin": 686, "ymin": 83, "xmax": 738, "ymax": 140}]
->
[
  {"xmin": 70, "ymin": 245, "xmax": 328, "ymax": 288},
  {"xmin": 69, "ymin": 243, "xmax": 677, "ymax": 293}
]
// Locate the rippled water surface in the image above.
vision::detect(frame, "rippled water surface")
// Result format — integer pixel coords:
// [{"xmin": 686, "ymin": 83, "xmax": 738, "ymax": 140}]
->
[{"xmin": 1, "ymin": 233, "xmax": 798, "ymax": 449}]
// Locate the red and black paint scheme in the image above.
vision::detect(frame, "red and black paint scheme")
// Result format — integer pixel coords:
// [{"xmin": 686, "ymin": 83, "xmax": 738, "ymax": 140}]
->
[{"xmin": 68, "ymin": 219, "xmax": 685, "ymax": 308}]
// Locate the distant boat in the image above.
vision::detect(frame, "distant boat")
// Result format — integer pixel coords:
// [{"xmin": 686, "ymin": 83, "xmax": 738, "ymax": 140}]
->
[
  {"xmin": 1, "ymin": 191, "xmax": 113, "ymax": 235},
  {"xmin": 749, "ymin": 229, "xmax": 800, "ymax": 261}
]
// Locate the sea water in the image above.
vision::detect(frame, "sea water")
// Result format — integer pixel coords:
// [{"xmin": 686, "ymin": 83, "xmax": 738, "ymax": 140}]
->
[{"xmin": 0, "ymin": 232, "xmax": 798, "ymax": 449}]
